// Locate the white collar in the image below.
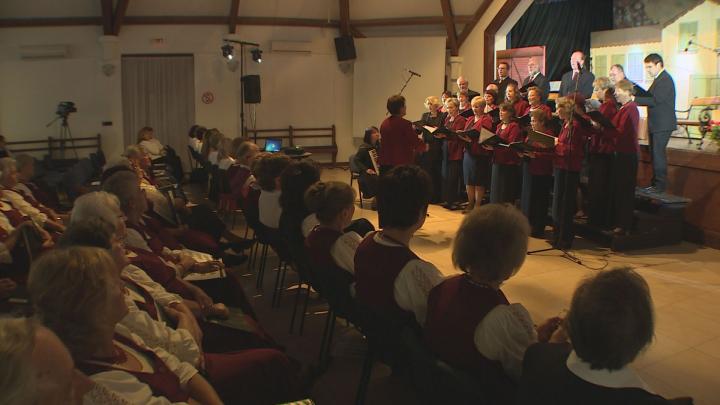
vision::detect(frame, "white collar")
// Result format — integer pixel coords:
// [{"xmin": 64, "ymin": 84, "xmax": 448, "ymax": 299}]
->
[
  {"xmin": 566, "ymin": 350, "xmax": 652, "ymax": 391},
  {"xmin": 654, "ymin": 68, "xmax": 665, "ymax": 79}
]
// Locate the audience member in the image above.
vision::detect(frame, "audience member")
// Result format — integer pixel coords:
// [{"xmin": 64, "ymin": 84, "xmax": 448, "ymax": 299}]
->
[
  {"xmin": 354, "ymin": 126, "xmax": 381, "ymax": 201},
  {"xmin": 254, "ymin": 153, "xmax": 291, "ymax": 230},
  {"xmin": 425, "ymin": 204, "xmax": 562, "ymax": 405},
  {"xmin": 354, "ymin": 165, "xmax": 444, "ymax": 325},
  {"xmin": 517, "ymin": 267, "xmax": 684, "ymax": 404}
]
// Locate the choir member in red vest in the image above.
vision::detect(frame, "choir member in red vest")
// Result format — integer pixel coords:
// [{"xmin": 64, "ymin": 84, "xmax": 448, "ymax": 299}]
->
[
  {"xmin": 355, "ymin": 165, "xmax": 444, "ymax": 325},
  {"xmin": 518, "ymin": 268, "xmax": 682, "ymax": 404},
  {"xmin": 605, "ymin": 79, "xmax": 640, "ymax": 235},
  {"xmin": 439, "ymin": 90, "xmax": 452, "ymax": 114},
  {"xmin": 552, "ymin": 95, "xmax": 591, "ymax": 249},
  {"xmin": 29, "ymin": 247, "xmax": 224, "ymax": 405},
  {"xmin": 378, "ymin": 95, "xmax": 426, "ymax": 173},
  {"xmin": 523, "ymin": 87, "xmax": 553, "ymax": 120},
  {"xmin": 439, "ymin": 97, "xmax": 467, "ymax": 210},
  {"xmin": 505, "ymin": 82, "xmax": 529, "ymax": 118},
  {"xmin": 461, "ymin": 96, "xmax": 494, "ymax": 212},
  {"xmin": 425, "ymin": 204, "xmax": 563, "ymax": 403},
  {"xmin": 520, "ymin": 109, "xmax": 557, "ymax": 237},
  {"xmin": 587, "ymin": 77, "xmax": 619, "ymax": 228},
  {"xmin": 457, "ymin": 91, "xmax": 471, "ymax": 115},
  {"xmin": 488, "ymin": 103, "xmax": 524, "ymax": 204},
  {"xmin": 483, "ymin": 89, "xmax": 500, "ymax": 131},
  {"xmin": 305, "ymin": 181, "xmax": 366, "ymax": 277}
]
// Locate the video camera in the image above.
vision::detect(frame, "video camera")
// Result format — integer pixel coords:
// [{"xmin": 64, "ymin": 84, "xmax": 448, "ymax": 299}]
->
[{"xmin": 56, "ymin": 101, "xmax": 77, "ymax": 118}]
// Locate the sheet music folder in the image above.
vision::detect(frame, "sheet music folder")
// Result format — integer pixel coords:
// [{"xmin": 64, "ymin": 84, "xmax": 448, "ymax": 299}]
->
[{"xmin": 586, "ymin": 110, "xmax": 615, "ymax": 129}]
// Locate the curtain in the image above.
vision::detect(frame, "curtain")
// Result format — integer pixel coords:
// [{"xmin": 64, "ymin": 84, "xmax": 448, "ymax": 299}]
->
[
  {"xmin": 121, "ymin": 55, "xmax": 194, "ymax": 167},
  {"xmin": 509, "ymin": 0, "xmax": 613, "ymax": 81}
]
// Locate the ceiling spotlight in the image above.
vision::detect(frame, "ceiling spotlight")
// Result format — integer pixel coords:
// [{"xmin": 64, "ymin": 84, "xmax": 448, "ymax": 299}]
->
[
  {"xmin": 222, "ymin": 44, "xmax": 234, "ymax": 60},
  {"xmin": 251, "ymin": 48, "xmax": 262, "ymax": 63}
]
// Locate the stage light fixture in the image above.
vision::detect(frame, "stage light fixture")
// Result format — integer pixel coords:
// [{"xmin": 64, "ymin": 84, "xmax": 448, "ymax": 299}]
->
[
  {"xmin": 251, "ymin": 48, "xmax": 262, "ymax": 63},
  {"xmin": 222, "ymin": 44, "xmax": 234, "ymax": 60}
]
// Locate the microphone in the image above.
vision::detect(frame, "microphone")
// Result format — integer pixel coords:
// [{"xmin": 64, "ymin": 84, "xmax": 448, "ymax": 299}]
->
[
  {"xmin": 576, "ymin": 61, "xmax": 583, "ymax": 72},
  {"xmin": 684, "ymin": 39, "xmax": 693, "ymax": 52},
  {"xmin": 407, "ymin": 69, "xmax": 422, "ymax": 77}
]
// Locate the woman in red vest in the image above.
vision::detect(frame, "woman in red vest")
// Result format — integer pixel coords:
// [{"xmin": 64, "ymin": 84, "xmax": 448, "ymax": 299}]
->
[
  {"xmin": 424, "ymin": 204, "xmax": 563, "ymax": 403},
  {"xmin": 439, "ymin": 97, "xmax": 467, "ymax": 210},
  {"xmin": 461, "ymin": 96, "xmax": 494, "ymax": 212},
  {"xmin": 488, "ymin": 103, "xmax": 524, "ymax": 204}
]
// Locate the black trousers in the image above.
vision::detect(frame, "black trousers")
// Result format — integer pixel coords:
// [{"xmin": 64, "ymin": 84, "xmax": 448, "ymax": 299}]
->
[
  {"xmin": 443, "ymin": 160, "xmax": 463, "ymax": 206},
  {"xmin": 358, "ymin": 173, "xmax": 379, "ymax": 198},
  {"xmin": 528, "ymin": 176, "xmax": 554, "ymax": 236},
  {"xmin": 649, "ymin": 130, "xmax": 672, "ymax": 191},
  {"xmin": 490, "ymin": 163, "xmax": 521, "ymax": 204},
  {"xmin": 552, "ymin": 169, "xmax": 580, "ymax": 246},
  {"xmin": 611, "ymin": 153, "xmax": 638, "ymax": 231},
  {"xmin": 587, "ymin": 153, "xmax": 613, "ymax": 228}
]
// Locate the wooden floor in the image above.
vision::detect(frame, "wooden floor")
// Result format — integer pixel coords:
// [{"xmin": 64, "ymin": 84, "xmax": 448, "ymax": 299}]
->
[{"xmin": 224, "ymin": 167, "xmax": 720, "ymax": 405}]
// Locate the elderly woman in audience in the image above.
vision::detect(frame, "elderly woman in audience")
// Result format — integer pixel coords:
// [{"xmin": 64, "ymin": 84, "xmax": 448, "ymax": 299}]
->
[
  {"xmin": 137, "ymin": 126, "xmax": 165, "ymax": 161},
  {"xmin": 517, "ymin": 267, "xmax": 689, "ymax": 404},
  {"xmin": 227, "ymin": 141, "xmax": 260, "ymax": 202},
  {"xmin": 58, "ymin": 218, "xmax": 303, "ymax": 404},
  {"xmin": 354, "ymin": 165, "xmax": 444, "ymax": 326},
  {"xmin": 101, "ymin": 171, "xmax": 256, "ymax": 313},
  {"xmin": 14, "ymin": 154, "xmax": 62, "ymax": 213},
  {"xmin": 201, "ymin": 129, "xmax": 224, "ymax": 165},
  {"xmin": 69, "ymin": 192, "xmax": 278, "ymax": 350},
  {"xmin": 187, "ymin": 125, "xmax": 206, "ymax": 155},
  {"xmin": 28, "ymin": 246, "xmax": 224, "ymax": 404},
  {"xmin": 278, "ymin": 161, "xmax": 322, "ymax": 244},
  {"xmin": 0, "ymin": 195, "xmax": 53, "ymax": 280},
  {"xmin": 254, "ymin": 153, "xmax": 292, "ymax": 230},
  {"xmin": 424, "ymin": 204, "xmax": 563, "ymax": 403},
  {"xmin": 0, "ymin": 157, "xmax": 65, "ymax": 233},
  {"xmin": 0, "ymin": 317, "xmax": 131, "ymax": 404}
]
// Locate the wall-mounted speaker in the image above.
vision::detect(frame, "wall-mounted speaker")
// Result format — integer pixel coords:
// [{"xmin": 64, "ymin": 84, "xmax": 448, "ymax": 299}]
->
[
  {"xmin": 334, "ymin": 36, "xmax": 356, "ymax": 62},
  {"xmin": 242, "ymin": 75, "xmax": 261, "ymax": 104}
]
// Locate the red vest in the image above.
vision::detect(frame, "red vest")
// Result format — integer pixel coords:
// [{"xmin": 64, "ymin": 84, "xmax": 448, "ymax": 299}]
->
[
  {"xmin": 554, "ymin": 120, "xmax": 588, "ymax": 172},
  {"xmin": 424, "ymin": 275, "xmax": 509, "ymax": 374},
  {"xmin": 305, "ymin": 226, "xmax": 344, "ymax": 275},
  {"xmin": 610, "ymin": 101, "xmax": 640, "ymax": 154},
  {"xmin": 512, "ymin": 99, "xmax": 530, "ymax": 118},
  {"xmin": 444, "ymin": 114, "xmax": 468, "ymax": 161},
  {"xmin": 354, "ymin": 232, "xmax": 418, "ymax": 317},
  {"xmin": 528, "ymin": 127, "xmax": 556, "ymax": 176},
  {"xmin": 494, "ymin": 122, "xmax": 524, "ymax": 166},
  {"xmin": 464, "ymin": 115, "xmax": 493, "ymax": 157},
  {"xmin": 78, "ymin": 334, "xmax": 189, "ymax": 403},
  {"xmin": 589, "ymin": 100, "xmax": 618, "ymax": 154}
]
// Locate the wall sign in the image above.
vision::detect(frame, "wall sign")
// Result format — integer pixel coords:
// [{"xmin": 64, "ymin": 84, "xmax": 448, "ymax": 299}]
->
[{"xmin": 201, "ymin": 91, "xmax": 215, "ymax": 104}]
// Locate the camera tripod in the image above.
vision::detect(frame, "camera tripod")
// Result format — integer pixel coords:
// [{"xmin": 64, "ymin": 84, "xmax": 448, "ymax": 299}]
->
[{"xmin": 45, "ymin": 115, "xmax": 77, "ymax": 159}]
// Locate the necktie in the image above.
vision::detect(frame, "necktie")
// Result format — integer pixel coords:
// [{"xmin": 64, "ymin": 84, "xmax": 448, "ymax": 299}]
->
[{"xmin": 572, "ymin": 71, "xmax": 578, "ymax": 81}]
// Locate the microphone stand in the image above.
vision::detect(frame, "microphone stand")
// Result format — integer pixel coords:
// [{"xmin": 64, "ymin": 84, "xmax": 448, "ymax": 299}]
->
[
  {"xmin": 527, "ymin": 64, "xmax": 583, "ymax": 266},
  {"xmin": 399, "ymin": 71, "xmax": 418, "ymax": 95}
]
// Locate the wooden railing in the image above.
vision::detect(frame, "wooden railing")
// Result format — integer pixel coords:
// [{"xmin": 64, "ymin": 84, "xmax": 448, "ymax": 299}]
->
[
  {"xmin": 6, "ymin": 134, "xmax": 102, "ymax": 157},
  {"xmin": 244, "ymin": 125, "xmax": 337, "ymax": 166}
]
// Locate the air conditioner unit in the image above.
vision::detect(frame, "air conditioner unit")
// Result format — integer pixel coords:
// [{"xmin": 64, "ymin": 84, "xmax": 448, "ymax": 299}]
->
[
  {"xmin": 270, "ymin": 41, "xmax": 312, "ymax": 54},
  {"xmin": 19, "ymin": 45, "xmax": 70, "ymax": 59}
]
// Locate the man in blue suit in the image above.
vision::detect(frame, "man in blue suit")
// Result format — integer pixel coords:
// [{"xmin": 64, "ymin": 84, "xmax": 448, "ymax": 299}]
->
[{"xmin": 633, "ymin": 53, "xmax": 677, "ymax": 193}]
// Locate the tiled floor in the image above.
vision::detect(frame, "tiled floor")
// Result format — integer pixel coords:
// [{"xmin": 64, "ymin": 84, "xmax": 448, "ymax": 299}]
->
[{"xmin": 234, "ymin": 168, "xmax": 720, "ymax": 404}]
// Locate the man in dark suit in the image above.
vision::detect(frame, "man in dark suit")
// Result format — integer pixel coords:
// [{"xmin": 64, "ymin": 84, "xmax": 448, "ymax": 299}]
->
[
  {"xmin": 559, "ymin": 51, "xmax": 595, "ymax": 99},
  {"xmin": 492, "ymin": 61, "xmax": 517, "ymax": 101},
  {"xmin": 456, "ymin": 76, "xmax": 481, "ymax": 102},
  {"xmin": 522, "ymin": 57, "xmax": 550, "ymax": 103},
  {"xmin": 633, "ymin": 53, "xmax": 677, "ymax": 193}
]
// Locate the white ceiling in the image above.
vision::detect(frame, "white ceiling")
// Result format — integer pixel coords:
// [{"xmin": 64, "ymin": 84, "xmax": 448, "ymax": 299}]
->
[{"xmin": 0, "ymin": 0, "xmax": 483, "ymax": 21}]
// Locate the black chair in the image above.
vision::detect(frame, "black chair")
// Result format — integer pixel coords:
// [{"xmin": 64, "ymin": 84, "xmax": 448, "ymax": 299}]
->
[{"xmin": 348, "ymin": 153, "xmax": 365, "ymax": 208}]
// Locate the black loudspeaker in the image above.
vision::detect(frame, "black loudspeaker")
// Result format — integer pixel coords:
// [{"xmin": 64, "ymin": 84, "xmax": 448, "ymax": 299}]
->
[
  {"xmin": 242, "ymin": 75, "xmax": 261, "ymax": 104},
  {"xmin": 334, "ymin": 36, "xmax": 356, "ymax": 61}
]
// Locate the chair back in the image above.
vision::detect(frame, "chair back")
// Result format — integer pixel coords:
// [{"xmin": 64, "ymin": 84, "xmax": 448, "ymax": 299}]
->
[{"xmin": 348, "ymin": 153, "xmax": 362, "ymax": 173}]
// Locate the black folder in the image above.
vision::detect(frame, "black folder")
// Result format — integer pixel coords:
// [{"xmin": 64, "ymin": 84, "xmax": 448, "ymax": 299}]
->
[
  {"xmin": 478, "ymin": 127, "xmax": 501, "ymax": 145},
  {"xmin": 488, "ymin": 108, "xmax": 501, "ymax": 123},
  {"xmin": 526, "ymin": 130, "xmax": 556, "ymax": 149},
  {"xmin": 516, "ymin": 113, "xmax": 531, "ymax": 127},
  {"xmin": 586, "ymin": 110, "xmax": 615, "ymax": 129},
  {"xmin": 460, "ymin": 108, "xmax": 474, "ymax": 118},
  {"xmin": 519, "ymin": 80, "xmax": 537, "ymax": 94}
]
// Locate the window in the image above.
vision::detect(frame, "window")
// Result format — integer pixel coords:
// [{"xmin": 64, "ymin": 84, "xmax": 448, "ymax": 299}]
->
[
  {"xmin": 627, "ymin": 52, "xmax": 644, "ymax": 83},
  {"xmin": 678, "ymin": 21, "xmax": 698, "ymax": 52},
  {"xmin": 611, "ymin": 54, "xmax": 625, "ymax": 69},
  {"xmin": 593, "ymin": 55, "xmax": 607, "ymax": 77}
]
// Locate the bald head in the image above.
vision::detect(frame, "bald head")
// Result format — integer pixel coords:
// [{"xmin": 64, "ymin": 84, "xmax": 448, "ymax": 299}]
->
[{"xmin": 571, "ymin": 51, "xmax": 585, "ymax": 72}]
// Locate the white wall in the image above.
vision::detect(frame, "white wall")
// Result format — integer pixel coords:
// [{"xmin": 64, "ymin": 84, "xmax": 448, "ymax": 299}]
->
[
  {"xmin": 0, "ymin": 24, "xmax": 360, "ymax": 165},
  {"xmin": 352, "ymin": 37, "xmax": 447, "ymax": 140}
]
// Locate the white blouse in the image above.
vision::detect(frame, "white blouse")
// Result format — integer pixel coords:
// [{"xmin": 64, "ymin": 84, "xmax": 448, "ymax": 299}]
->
[
  {"xmin": 331, "ymin": 231, "xmax": 362, "ymax": 275},
  {"xmin": 258, "ymin": 189, "xmax": 282, "ymax": 229},
  {"xmin": 566, "ymin": 350, "xmax": 653, "ymax": 391},
  {"xmin": 301, "ymin": 214, "xmax": 319, "ymax": 238},
  {"xmin": 140, "ymin": 139, "xmax": 165, "ymax": 159},
  {"xmin": 372, "ymin": 233, "xmax": 445, "ymax": 325},
  {"xmin": 218, "ymin": 157, "xmax": 235, "ymax": 170},
  {"xmin": 473, "ymin": 303, "xmax": 537, "ymax": 381},
  {"xmin": 2, "ymin": 189, "xmax": 47, "ymax": 224},
  {"xmin": 88, "ymin": 371, "xmax": 188, "ymax": 405}
]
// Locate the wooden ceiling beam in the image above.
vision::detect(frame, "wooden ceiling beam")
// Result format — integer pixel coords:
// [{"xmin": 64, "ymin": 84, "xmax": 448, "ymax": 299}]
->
[
  {"xmin": 228, "ymin": 0, "xmax": 240, "ymax": 34},
  {"xmin": 457, "ymin": 0, "xmax": 493, "ymax": 49},
  {"xmin": 339, "ymin": 0, "xmax": 351, "ymax": 36},
  {"xmin": 0, "ymin": 17, "xmax": 102, "ymax": 28},
  {"xmin": 440, "ymin": 0, "xmax": 458, "ymax": 56},
  {"xmin": 0, "ymin": 14, "xmax": 477, "ymax": 30},
  {"xmin": 113, "ymin": 0, "xmax": 130, "ymax": 35},
  {"xmin": 350, "ymin": 26, "xmax": 365, "ymax": 38},
  {"xmin": 100, "ymin": 0, "xmax": 113, "ymax": 35}
]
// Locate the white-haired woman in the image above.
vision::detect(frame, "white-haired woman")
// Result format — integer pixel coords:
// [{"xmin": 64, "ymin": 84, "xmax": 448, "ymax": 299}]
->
[{"xmin": 418, "ymin": 95, "xmax": 445, "ymax": 202}]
